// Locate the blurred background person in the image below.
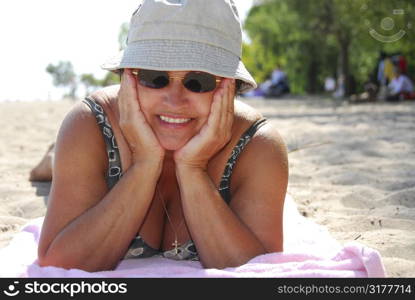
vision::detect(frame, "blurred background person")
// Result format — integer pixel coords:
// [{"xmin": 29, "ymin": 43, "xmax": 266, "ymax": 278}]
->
[{"xmin": 387, "ymin": 68, "xmax": 415, "ymax": 101}]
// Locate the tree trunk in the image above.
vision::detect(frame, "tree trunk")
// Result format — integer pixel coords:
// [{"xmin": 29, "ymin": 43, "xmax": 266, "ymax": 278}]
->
[
  {"xmin": 307, "ymin": 58, "xmax": 319, "ymax": 94},
  {"xmin": 338, "ymin": 38, "xmax": 350, "ymax": 97},
  {"xmin": 306, "ymin": 44, "xmax": 319, "ymax": 94}
]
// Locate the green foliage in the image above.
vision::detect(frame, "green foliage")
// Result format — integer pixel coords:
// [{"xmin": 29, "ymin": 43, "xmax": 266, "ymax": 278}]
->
[
  {"xmin": 101, "ymin": 72, "xmax": 121, "ymax": 86},
  {"xmin": 46, "ymin": 23, "xmax": 126, "ymax": 99},
  {"xmin": 46, "ymin": 61, "xmax": 77, "ymax": 98},
  {"xmin": 80, "ymin": 72, "xmax": 120, "ymax": 96},
  {"xmin": 46, "ymin": 61, "xmax": 76, "ymax": 88},
  {"xmin": 80, "ymin": 73, "xmax": 100, "ymax": 87},
  {"xmin": 80, "ymin": 73, "xmax": 101, "ymax": 95},
  {"xmin": 243, "ymin": 0, "xmax": 415, "ymax": 95}
]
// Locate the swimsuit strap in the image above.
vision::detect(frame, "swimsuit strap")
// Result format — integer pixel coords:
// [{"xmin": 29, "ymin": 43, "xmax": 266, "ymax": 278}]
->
[
  {"xmin": 83, "ymin": 97, "xmax": 123, "ymax": 189},
  {"xmin": 219, "ymin": 118, "xmax": 268, "ymax": 204}
]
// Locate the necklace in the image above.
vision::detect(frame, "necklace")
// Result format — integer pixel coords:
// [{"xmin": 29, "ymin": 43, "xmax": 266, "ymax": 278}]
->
[{"xmin": 156, "ymin": 186, "xmax": 185, "ymax": 255}]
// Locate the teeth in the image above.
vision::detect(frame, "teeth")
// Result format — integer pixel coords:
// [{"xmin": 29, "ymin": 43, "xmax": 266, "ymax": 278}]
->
[{"xmin": 159, "ymin": 115, "xmax": 191, "ymax": 124}]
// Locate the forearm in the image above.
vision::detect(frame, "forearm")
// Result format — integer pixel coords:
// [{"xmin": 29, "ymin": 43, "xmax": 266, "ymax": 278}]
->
[
  {"xmin": 176, "ymin": 165, "xmax": 266, "ymax": 269},
  {"xmin": 39, "ymin": 162, "xmax": 162, "ymax": 271}
]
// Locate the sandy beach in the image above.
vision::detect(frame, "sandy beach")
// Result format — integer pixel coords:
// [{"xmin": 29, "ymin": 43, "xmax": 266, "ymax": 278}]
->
[{"xmin": 0, "ymin": 96, "xmax": 414, "ymax": 277}]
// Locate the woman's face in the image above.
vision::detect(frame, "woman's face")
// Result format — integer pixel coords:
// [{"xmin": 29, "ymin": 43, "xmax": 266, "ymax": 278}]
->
[{"xmin": 135, "ymin": 70, "xmax": 221, "ymax": 151}]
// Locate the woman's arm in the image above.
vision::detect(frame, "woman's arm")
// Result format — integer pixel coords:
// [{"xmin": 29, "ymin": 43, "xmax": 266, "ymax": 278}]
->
[
  {"xmin": 37, "ymin": 102, "xmax": 163, "ymax": 272},
  {"xmin": 176, "ymin": 124, "xmax": 288, "ymax": 269}
]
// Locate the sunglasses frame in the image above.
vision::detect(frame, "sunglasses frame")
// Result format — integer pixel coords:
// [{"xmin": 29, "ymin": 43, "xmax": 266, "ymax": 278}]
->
[{"xmin": 131, "ymin": 69, "xmax": 222, "ymax": 93}]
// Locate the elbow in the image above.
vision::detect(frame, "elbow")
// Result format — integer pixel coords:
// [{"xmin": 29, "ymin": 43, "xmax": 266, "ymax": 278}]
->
[
  {"xmin": 37, "ymin": 243, "xmax": 66, "ymax": 269},
  {"xmin": 37, "ymin": 241, "xmax": 84, "ymax": 270},
  {"xmin": 37, "ymin": 249, "xmax": 118, "ymax": 272},
  {"xmin": 37, "ymin": 245, "xmax": 53, "ymax": 267},
  {"xmin": 37, "ymin": 248, "xmax": 72, "ymax": 270},
  {"xmin": 37, "ymin": 255, "xmax": 106, "ymax": 272},
  {"xmin": 37, "ymin": 252, "xmax": 66, "ymax": 269}
]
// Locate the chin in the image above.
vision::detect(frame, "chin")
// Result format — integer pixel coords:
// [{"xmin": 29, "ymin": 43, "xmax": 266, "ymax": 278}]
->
[{"xmin": 159, "ymin": 139, "xmax": 188, "ymax": 152}]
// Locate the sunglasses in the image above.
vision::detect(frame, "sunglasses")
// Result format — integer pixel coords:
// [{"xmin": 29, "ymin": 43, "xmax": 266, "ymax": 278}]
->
[{"xmin": 131, "ymin": 69, "xmax": 221, "ymax": 93}]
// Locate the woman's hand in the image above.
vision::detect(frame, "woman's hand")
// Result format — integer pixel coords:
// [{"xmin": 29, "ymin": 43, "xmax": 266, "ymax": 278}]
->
[
  {"xmin": 174, "ymin": 78, "xmax": 235, "ymax": 170},
  {"xmin": 118, "ymin": 69, "xmax": 165, "ymax": 166}
]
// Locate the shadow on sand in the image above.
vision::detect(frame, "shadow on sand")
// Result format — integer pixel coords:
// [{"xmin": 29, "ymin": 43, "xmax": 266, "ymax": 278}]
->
[{"xmin": 30, "ymin": 181, "xmax": 51, "ymax": 206}]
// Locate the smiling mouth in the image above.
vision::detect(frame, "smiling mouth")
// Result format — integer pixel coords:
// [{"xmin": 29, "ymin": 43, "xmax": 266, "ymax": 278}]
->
[{"xmin": 158, "ymin": 115, "xmax": 194, "ymax": 124}]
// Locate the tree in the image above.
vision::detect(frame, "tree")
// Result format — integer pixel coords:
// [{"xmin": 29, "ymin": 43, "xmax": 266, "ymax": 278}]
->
[
  {"xmin": 46, "ymin": 61, "xmax": 77, "ymax": 99},
  {"xmin": 243, "ymin": 0, "xmax": 415, "ymax": 96},
  {"xmin": 78, "ymin": 22, "xmax": 128, "ymax": 95},
  {"xmin": 48, "ymin": 22, "xmax": 128, "ymax": 98},
  {"xmin": 80, "ymin": 73, "xmax": 101, "ymax": 95}
]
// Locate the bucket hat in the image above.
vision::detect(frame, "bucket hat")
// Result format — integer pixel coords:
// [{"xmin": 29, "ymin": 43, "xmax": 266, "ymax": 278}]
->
[{"xmin": 101, "ymin": 0, "xmax": 257, "ymax": 93}]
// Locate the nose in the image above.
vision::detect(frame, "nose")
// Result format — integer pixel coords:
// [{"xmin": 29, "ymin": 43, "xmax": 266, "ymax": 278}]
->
[{"xmin": 163, "ymin": 78, "xmax": 189, "ymax": 107}]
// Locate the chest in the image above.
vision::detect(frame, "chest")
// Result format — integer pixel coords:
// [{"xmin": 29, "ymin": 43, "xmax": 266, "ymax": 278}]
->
[{"xmin": 138, "ymin": 155, "xmax": 234, "ymax": 250}]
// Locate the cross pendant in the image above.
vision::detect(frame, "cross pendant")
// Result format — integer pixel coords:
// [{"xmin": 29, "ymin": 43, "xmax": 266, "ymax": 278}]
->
[{"xmin": 172, "ymin": 239, "xmax": 180, "ymax": 255}]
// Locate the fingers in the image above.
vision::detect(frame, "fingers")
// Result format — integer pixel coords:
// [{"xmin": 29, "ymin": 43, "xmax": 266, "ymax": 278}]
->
[
  {"xmin": 219, "ymin": 79, "xmax": 234, "ymax": 139},
  {"xmin": 224, "ymin": 79, "xmax": 235, "ymax": 140},
  {"xmin": 207, "ymin": 78, "xmax": 234, "ymax": 145},
  {"xmin": 227, "ymin": 79, "xmax": 235, "ymax": 114},
  {"xmin": 118, "ymin": 69, "xmax": 140, "ymax": 121},
  {"xmin": 226, "ymin": 78, "xmax": 235, "ymax": 119},
  {"xmin": 207, "ymin": 79, "xmax": 226, "ymax": 132}
]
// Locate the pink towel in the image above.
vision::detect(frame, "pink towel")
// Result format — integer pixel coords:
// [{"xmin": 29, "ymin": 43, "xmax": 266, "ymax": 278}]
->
[{"xmin": 0, "ymin": 195, "xmax": 386, "ymax": 278}]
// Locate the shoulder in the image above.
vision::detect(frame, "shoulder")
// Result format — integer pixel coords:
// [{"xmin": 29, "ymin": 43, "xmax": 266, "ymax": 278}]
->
[
  {"xmin": 250, "ymin": 119, "xmax": 287, "ymax": 156},
  {"xmin": 233, "ymin": 100, "xmax": 286, "ymax": 152},
  {"xmin": 230, "ymin": 102, "xmax": 289, "ymax": 194},
  {"xmin": 57, "ymin": 99, "xmax": 103, "ymax": 142},
  {"xmin": 88, "ymin": 85, "xmax": 120, "ymax": 106},
  {"xmin": 232, "ymin": 99, "xmax": 287, "ymax": 163},
  {"xmin": 233, "ymin": 119, "xmax": 288, "ymax": 183},
  {"xmin": 58, "ymin": 100, "xmax": 99, "ymax": 140},
  {"xmin": 54, "ymin": 99, "xmax": 108, "ymax": 177},
  {"xmin": 58, "ymin": 85, "xmax": 120, "ymax": 145}
]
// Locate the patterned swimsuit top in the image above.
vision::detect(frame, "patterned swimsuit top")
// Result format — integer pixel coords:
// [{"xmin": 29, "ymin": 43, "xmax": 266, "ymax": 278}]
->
[{"xmin": 83, "ymin": 97, "xmax": 267, "ymax": 261}]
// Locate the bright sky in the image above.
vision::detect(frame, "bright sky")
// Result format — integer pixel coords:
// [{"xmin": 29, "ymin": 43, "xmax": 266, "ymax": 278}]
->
[{"xmin": 0, "ymin": 0, "xmax": 253, "ymax": 101}]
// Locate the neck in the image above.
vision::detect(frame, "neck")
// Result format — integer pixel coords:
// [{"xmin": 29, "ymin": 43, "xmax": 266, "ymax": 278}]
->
[
  {"xmin": 158, "ymin": 154, "xmax": 177, "ymax": 188},
  {"xmin": 163, "ymin": 150, "xmax": 175, "ymax": 162}
]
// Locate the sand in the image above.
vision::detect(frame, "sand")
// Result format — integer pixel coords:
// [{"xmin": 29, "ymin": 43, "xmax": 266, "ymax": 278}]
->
[{"xmin": 0, "ymin": 96, "xmax": 414, "ymax": 277}]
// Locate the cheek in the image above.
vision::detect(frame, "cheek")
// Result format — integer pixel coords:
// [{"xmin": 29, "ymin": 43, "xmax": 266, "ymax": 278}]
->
[
  {"xmin": 195, "ymin": 95, "xmax": 214, "ymax": 118},
  {"xmin": 136, "ymin": 86, "xmax": 158, "ymax": 118}
]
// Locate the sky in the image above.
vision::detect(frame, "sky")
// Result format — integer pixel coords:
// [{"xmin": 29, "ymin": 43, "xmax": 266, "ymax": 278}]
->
[{"xmin": 0, "ymin": 0, "xmax": 253, "ymax": 101}]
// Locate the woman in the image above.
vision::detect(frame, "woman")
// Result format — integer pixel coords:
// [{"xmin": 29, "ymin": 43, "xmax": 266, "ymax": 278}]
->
[{"xmin": 37, "ymin": 0, "xmax": 288, "ymax": 272}]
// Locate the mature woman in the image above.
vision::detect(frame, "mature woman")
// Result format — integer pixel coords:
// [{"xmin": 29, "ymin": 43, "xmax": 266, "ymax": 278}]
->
[{"xmin": 37, "ymin": 0, "xmax": 288, "ymax": 271}]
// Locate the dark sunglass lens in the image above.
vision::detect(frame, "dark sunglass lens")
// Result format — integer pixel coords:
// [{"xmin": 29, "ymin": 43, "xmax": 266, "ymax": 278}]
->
[
  {"xmin": 184, "ymin": 72, "xmax": 216, "ymax": 93},
  {"xmin": 139, "ymin": 70, "xmax": 169, "ymax": 89},
  {"xmin": 184, "ymin": 79, "xmax": 202, "ymax": 93}
]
